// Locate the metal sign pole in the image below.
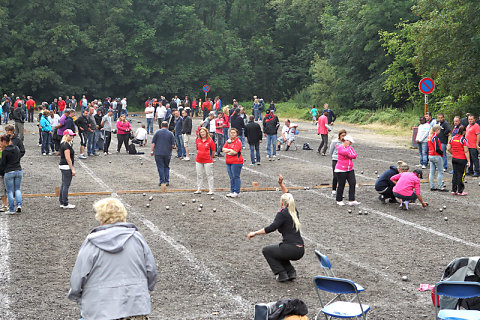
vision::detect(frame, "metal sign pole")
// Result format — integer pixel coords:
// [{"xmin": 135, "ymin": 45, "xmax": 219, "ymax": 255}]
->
[{"xmin": 424, "ymin": 94, "xmax": 428, "ymax": 115}]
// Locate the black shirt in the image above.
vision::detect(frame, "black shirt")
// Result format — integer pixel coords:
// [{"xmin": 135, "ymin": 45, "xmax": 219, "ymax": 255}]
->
[
  {"xmin": 0, "ymin": 145, "xmax": 21, "ymax": 175},
  {"xmin": 265, "ymin": 207, "xmax": 304, "ymax": 245},
  {"xmin": 59, "ymin": 142, "xmax": 74, "ymax": 166}
]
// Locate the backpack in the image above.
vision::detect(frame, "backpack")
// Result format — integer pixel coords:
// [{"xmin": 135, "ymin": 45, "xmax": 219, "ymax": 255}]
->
[
  {"xmin": 127, "ymin": 143, "xmax": 137, "ymax": 154},
  {"xmin": 302, "ymin": 143, "xmax": 312, "ymax": 150}
]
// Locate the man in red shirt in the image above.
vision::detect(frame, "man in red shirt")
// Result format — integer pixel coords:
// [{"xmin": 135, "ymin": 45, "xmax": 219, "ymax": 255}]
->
[
  {"xmin": 58, "ymin": 96, "xmax": 67, "ymax": 117},
  {"xmin": 202, "ymin": 99, "xmax": 211, "ymax": 121},
  {"xmin": 26, "ymin": 96, "xmax": 36, "ymax": 123},
  {"xmin": 465, "ymin": 115, "xmax": 480, "ymax": 177}
]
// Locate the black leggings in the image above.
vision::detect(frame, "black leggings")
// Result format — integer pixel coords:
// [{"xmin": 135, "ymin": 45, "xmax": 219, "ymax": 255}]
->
[
  {"xmin": 335, "ymin": 170, "xmax": 356, "ymax": 202},
  {"xmin": 104, "ymin": 131, "xmax": 111, "ymax": 153},
  {"xmin": 262, "ymin": 243, "xmax": 304, "ymax": 275},
  {"xmin": 452, "ymin": 158, "xmax": 467, "ymax": 193},
  {"xmin": 117, "ymin": 133, "xmax": 129, "ymax": 152},
  {"xmin": 332, "ymin": 160, "xmax": 337, "ymax": 191}
]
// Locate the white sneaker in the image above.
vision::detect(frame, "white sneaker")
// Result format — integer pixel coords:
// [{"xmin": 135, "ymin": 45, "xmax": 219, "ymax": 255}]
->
[
  {"xmin": 194, "ymin": 190, "xmax": 202, "ymax": 194},
  {"xmin": 415, "ymin": 164, "xmax": 422, "ymax": 167},
  {"xmin": 331, "ymin": 190, "xmax": 337, "ymax": 196},
  {"xmin": 230, "ymin": 192, "xmax": 239, "ymax": 198},
  {"xmin": 104, "ymin": 152, "xmax": 108, "ymax": 156},
  {"xmin": 250, "ymin": 163, "xmax": 255, "ymax": 166},
  {"xmin": 79, "ymin": 154, "xmax": 87, "ymax": 159},
  {"xmin": 337, "ymin": 201, "xmax": 345, "ymax": 206},
  {"xmin": 62, "ymin": 204, "xmax": 76, "ymax": 209},
  {"xmin": 207, "ymin": 191, "xmax": 214, "ymax": 195},
  {"xmin": 226, "ymin": 193, "xmax": 233, "ymax": 197},
  {"xmin": 42, "ymin": 153, "xmax": 47, "ymax": 156},
  {"xmin": 183, "ymin": 157, "xmax": 190, "ymax": 161},
  {"xmin": 348, "ymin": 201, "xmax": 361, "ymax": 206},
  {"xmin": 422, "ymin": 165, "xmax": 426, "ymax": 169},
  {"xmin": 273, "ymin": 155, "xmax": 276, "ymax": 158}
]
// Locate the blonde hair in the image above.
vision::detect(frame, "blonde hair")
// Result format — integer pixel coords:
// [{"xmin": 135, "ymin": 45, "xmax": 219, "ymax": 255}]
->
[
  {"xmin": 93, "ymin": 198, "xmax": 127, "ymax": 225},
  {"xmin": 197, "ymin": 127, "xmax": 209, "ymax": 140},
  {"xmin": 61, "ymin": 134, "xmax": 73, "ymax": 145},
  {"xmin": 397, "ymin": 161, "xmax": 409, "ymax": 171},
  {"xmin": 429, "ymin": 124, "xmax": 441, "ymax": 137},
  {"xmin": 280, "ymin": 193, "xmax": 301, "ymax": 231},
  {"xmin": 222, "ymin": 106, "xmax": 229, "ymax": 115}
]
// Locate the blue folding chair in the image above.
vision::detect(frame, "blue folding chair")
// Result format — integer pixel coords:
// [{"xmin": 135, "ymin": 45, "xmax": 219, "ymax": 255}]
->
[
  {"xmin": 313, "ymin": 276, "xmax": 370, "ymax": 320},
  {"xmin": 314, "ymin": 250, "xmax": 364, "ymax": 292},
  {"xmin": 434, "ymin": 281, "xmax": 480, "ymax": 320}
]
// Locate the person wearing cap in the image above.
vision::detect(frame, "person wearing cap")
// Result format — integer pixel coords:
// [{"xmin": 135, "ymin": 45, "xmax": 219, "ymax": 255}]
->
[
  {"xmin": 59, "ymin": 129, "xmax": 76, "ymax": 209},
  {"xmin": 262, "ymin": 109, "xmax": 279, "ymax": 160},
  {"xmin": 375, "ymin": 161, "xmax": 409, "ymax": 204},
  {"xmin": 428, "ymin": 124, "xmax": 447, "ymax": 191},
  {"xmin": 317, "ymin": 109, "xmax": 329, "ymax": 156},
  {"xmin": 334, "ymin": 134, "xmax": 360, "ymax": 206},
  {"xmin": 447, "ymin": 125, "xmax": 470, "ymax": 195},
  {"xmin": 329, "ymin": 129, "xmax": 347, "ymax": 196},
  {"xmin": 390, "ymin": 169, "xmax": 428, "ymax": 210}
]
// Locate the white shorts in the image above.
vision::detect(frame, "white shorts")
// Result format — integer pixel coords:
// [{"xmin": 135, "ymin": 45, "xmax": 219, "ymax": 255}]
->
[{"xmin": 278, "ymin": 136, "xmax": 294, "ymax": 144}]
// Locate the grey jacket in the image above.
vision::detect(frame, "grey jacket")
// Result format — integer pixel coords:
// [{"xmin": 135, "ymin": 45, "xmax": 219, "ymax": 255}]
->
[
  {"xmin": 329, "ymin": 140, "xmax": 343, "ymax": 161},
  {"xmin": 68, "ymin": 223, "xmax": 157, "ymax": 320}
]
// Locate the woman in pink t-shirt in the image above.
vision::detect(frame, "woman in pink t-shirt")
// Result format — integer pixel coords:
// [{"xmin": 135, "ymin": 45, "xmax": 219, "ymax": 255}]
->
[
  {"xmin": 391, "ymin": 169, "xmax": 428, "ymax": 210},
  {"xmin": 334, "ymin": 135, "xmax": 360, "ymax": 206}
]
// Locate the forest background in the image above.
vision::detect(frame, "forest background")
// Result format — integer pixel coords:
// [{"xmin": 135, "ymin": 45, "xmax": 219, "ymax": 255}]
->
[{"xmin": 0, "ymin": 0, "xmax": 478, "ymax": 127}]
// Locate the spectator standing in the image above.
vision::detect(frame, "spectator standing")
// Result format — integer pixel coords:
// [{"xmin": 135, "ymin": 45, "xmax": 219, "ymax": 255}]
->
[
  {"xmin": 70, "ymin": 95, "xmax": 77, "ymax": 111},
  {"xmin": 317, "ymin": 109, "xmax": 329, "ymax": 155},
  {"xmin": 58, "ymin": 97, "xmax": 66, "ymax": 116},
  {"xmin": 262, "ymin": 110, "xmax": 279, "ymax": 160},
  {"xmin": 230, "ymin": 108, "xmax": 246, "ymax": 149},
  {"xmin": 5, "ymin": 125, "xmax": 25, "ymax": 159},
  {"xmin": 214, "ymin": 112, "xmax": 225, "ymax": 157},
  {"xmin": 59, "ymin": 129, "xmax": 76, "ymax": 209},
  {"xmin": 214, "ymin": 96, "xmax": 222, "ymax": 115},
  {"xmin": 245, "ymin": 115, "xmax": 262, "ymax": 165},
  {"xmin": 416, "ymin": 116, "xmax": 430, "ymax": 169},
  {"xmin": 425, "ymin": 111, "xmax": 437, "ymax": 128},
  {"xmin": 194, "ymin": 127, "xmax": 216, "ymax": 194},
  {"xmin": 1, "ymin": 94, "xmax": 11, "ymax": 124},
  {"xmin": 192, "ymin": 97, "xmax": 198, "ymax": 117},
  {"xmin": 223, "ymin": 128, "xmax": 243, "ymax": 198},
  {"xmin": 86, "ymin": 107, "xmax": 97, "ymax": 156},
  {"xmin": 202, "ymin": 99, "xmax": 211, "ymax": 120},
  {"xmin": 447, "ymin": 126, "xmax": 470, "ymax": 196},
  {"xmin": 12, "ymin": 104, "xmax": 26, "ymax": 141},
  {"xmin": 74, "ymin": 110, "xmax": 90, "ymax": 159},
  {"xmin": 335, "ymin": 135, "xmax": 360, "ymax": 206},
  {"xmin": 465, "ymin": 115, "xmax": 480, "ymax": 177},
  {"xmin": 252, "ymin": 98, "xmax": 261, "ymax": 121},
  {"xmin": 151, "ymin": 122, "xmax": 176, "ymax": 186},
  {"xmin": 94, "ymin": 109, "xmax": 104, "ymax": 152},
  {"xmin": 451, "ymin": 116, "xmax": 461, "ymax": 136},
  {"xmin": 145, "ymin": 103, "xmax": 154, "ymax": 134},
  {"xmin": 101, "ymin": 109, "xmax": 114, "ymax": 155},
  {"xmin": 26, "ymin": 96, "xmax": 36, "ymax": 123},
  {"xmin": 0, "ymin": 134, "xmax": 22, "ymax": 214},
  {"xmin": 437, "ymin": 113, "xmax": 451, "ymax": 172},
  {"xmin": 116, "ymin": 114, "xmax": 131, "ymax": 153},
  {"xmin": 56, "ymin": 110, "xmax": 70, "ymax": 154},
  {"xmin": 269, "ymin": 101, "xmax": 276, "ymax": 113},
  {"xmin": 68, "ymin": 198, "xmax": 157, "ymax": 320},
  {"xmin": 80, "ymin": 95, "xmax": 88, "ymax": 113},
  {"xmin": 40, "ymin": 110, "xmax": 52, "ymax": 155},
  {"xmin": 155, "ymin": 102, "xmax": 167, "ymax": 129},
  {"xmin": 182, "ymin": 110, "xmax": 192, "ymax": 161},
  {"xmin": 428, "ymin": 124, "xmax": 447, "ymax": 191},
  {"xmin": 310, "ymin": 105, "xmax": 318, "ymax": 125},
  {"xmin": 174, "ymin": 110, "xmax": 185, "ymax": 159},
  {"xmin": 325, "ymin": 104, "xmax": 336, "ymax": 125}
]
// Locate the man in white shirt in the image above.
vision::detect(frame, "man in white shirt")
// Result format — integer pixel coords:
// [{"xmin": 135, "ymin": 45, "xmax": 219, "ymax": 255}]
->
[
  {"xmin": 121, "ymin": 98, "xmax": 127, "ymax": 116},
  {"xmin": 145, "ymin": 104, "xmax": 155, "ymax": 134},
  {"xmin": 133, "ymin": 124, "xmax": 148, "ymax": 146},
  {"xmin": 277, "ymin": 119, "xmax": 295, "ymax": 151},
  {"xmin": 416, "ymin": 116, "xmax": 431, "ymax": 169},
  {"xmin": 155, "ymin": 104, "xmax": 167, "ymax": 129}
]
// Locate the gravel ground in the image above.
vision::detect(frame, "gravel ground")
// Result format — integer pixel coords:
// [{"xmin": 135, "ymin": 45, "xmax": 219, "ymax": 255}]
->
[{"xmin": 2, "ymin": 118, "xmax": 479, "ymax": 319}]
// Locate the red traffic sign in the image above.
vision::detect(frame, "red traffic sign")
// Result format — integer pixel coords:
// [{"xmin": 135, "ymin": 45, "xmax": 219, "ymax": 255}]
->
[
  {"xmin": 203, "ymin": 84, "xmax": 210, "ymax": 93},
  {"xmin": 419, "ymin": 78, "xmax": 435, "ymax": 95}
]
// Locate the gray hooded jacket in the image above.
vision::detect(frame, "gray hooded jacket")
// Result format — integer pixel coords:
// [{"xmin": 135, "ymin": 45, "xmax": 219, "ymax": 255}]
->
[{"xmin": 68, "ymin": 223, "xmax": 157, "ymax": 320}]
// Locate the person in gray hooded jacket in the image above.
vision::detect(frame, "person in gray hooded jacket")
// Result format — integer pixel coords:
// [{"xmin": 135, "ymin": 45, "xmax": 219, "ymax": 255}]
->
[{"xmin": 68, "ymin": 197, "xmax": 157, "ymax": 320}]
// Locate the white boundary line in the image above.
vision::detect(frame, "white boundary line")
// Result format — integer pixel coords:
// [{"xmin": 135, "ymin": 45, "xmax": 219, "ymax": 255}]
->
[
  {"xmin": 77, "ymin": 159, "xmax": 250, "ymax": 314},
  {"xmin": 0, "ymin": 217, "xmax": 13, "ymax": 319}
]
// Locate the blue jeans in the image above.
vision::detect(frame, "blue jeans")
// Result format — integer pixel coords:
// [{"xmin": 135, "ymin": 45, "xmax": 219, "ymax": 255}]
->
[
  {"xmin": 4, "ymin": 170, "xmax": 22, "ymax": 212},
  {"xmin": 441, "ymin": 143, "xmax": 448, "ymax": 170},
  {"xmin": 3, "ymin": 112, "xmax": 8, "ymax": 123},
  {"xmin": 58, "ymin": 111, "xmax": 64, "ymax": 117},
  {"xmin": 226, "ymin": 163, "xmax": 242, "ymax": 193},
  {"xmin": 87, "ymin": 131, "xmax": 95, "ymax": 155},
  {"xmin": 155, "ymin": 155, "xmax": 171, "ymax": 184},
  {"xmin": 253, "ymin": 109, "xmax": 261, "ymax": 121},
  {"xmin": 418, "ymin": 142, "xmax": 428, "ymax": 166},
  {"xmin": 146, "ymin": 118, "xmax": 153, "ymax": 134},
  {"xmin": 429, "ymin": 155, "xmax": 444, "ymax": 189},
  {"xmin": 249, "ymin": 143, "xmax": 260, "ymax": 164},
  {"xmin": 266, "ymin": 134, "xmax": 277, "ymax": 157},
  {"xmin": 223, "ymin": 127, "xmax": 229, "ymax": 138},
  {"xmin": 59, "ymin": 169, "xmax": 72, "ymax": 206},
  {"xmin": 215, "ymin": 133, "xmax": 224, "ymax": 155},
  {"xmin": 120, "ymin": 109, "xmax": 127, "ymax": 117},
  {"xmin": 175, "ymin": 134, "xmax": 185, "ymax": 157},
  {"xmin": 95, "ymin": 129, "xmax": 103, "ymax": 150},
  {"xmin": 240, "ymin": 130, "xmax": 245, "ymax": 147},
  {"xmin": 41, "ymin": 131, "xmax": 51, "ymax": 154}
]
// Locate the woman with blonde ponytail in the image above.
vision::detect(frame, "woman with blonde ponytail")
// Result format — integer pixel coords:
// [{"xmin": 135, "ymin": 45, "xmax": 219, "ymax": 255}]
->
[{"xmin": 247, "ymin": 174, "xmax": 304, "ymax": 282}]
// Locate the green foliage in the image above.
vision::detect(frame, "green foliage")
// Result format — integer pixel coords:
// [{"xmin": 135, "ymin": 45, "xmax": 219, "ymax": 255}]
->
[{"xmin": 338, "ymin": 106, "xmax": 421, "ymax": 128}]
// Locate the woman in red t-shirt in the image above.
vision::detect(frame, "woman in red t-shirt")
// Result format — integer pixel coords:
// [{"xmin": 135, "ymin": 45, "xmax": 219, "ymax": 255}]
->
[
  {"xmin": 223, "ymin": 128, "xmax": 243, "ymax": 198},
  {"xmin": 195, "ymin": 127, "xmax": 216, "ymax": 195},
  {"xmin": 447, "ymin": 125, "xmax": 471, "ymax": 195}
]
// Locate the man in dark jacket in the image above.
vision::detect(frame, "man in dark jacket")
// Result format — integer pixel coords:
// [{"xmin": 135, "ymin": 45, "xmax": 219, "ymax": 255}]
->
[
  {"xmin": 230, "ymin": 108, "xmax": 246, "ymax": 148},
  {"xmin": 245, "ymin": 115, "xmax": 262, "ymax": 165},
  {"xmin": 437, "ymin": 113, "xmax": 451, "ymax": 172},
  {"xmin": 181, "ymin": 110, "xmax": 192, "ymax": 161},
  {"xmin": 325, "ymin": 103, "xmax": 336, "ymax": 125},
  {"xmin": 173, "ymin": 110, "xmax": 185, "ymax": 158},
  {"xmin": 262, "ymin": 110, "xmax": 279, "ymax": 160},
  {"xmin": 74, "ymin": 110, "xmax": 90, "ymax": 159},
  {"xmin": 13, "ymin": 104, "xmax": 26, "ymax": 141},
  {"xmin": 5, "ymin": 125, "xmax": 25, "ymax": 159}
]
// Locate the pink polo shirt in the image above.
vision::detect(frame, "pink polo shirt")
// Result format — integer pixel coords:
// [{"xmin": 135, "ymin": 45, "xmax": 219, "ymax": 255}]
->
[
  {"xmin": 317, "ymin": 115, "xmax": 328, "ymax": 135},
  {"xmin": 391, "ymin": 172, "xmax": 421, "ymax": 196}
]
